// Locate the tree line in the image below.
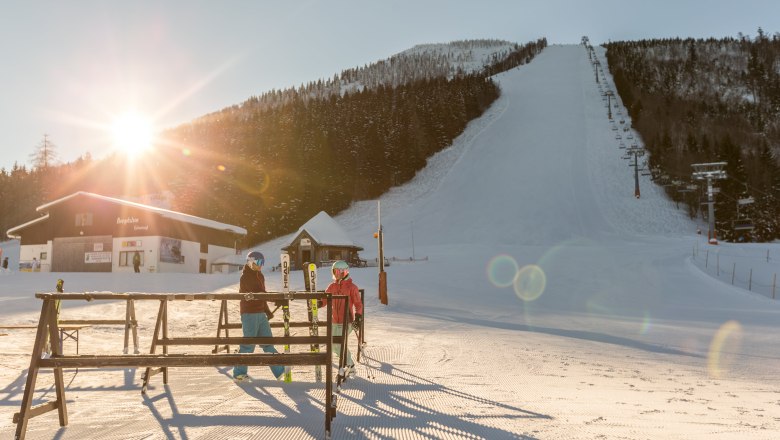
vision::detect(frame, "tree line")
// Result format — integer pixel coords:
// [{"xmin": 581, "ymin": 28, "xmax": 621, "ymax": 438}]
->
[{"xmin": 605, "ymin": 30, "xmax": 780, "ymax": 242}]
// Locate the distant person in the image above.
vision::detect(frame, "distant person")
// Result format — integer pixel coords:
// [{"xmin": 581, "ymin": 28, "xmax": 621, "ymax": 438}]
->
[
  {"xmin": 2, "ymin": 257, "xmax": 8, "ymax": 269},
  {"xmin": 133, "ymin": 251, "xmax": 141, "ymax": 273},
  {"xmin": 31, "ymin": 257, "xmax": 39, "ymax": 271},
  {"xmin": 321, "ymin": 260, "xmax": 363, "ymax": 374},
  {"xmin": 232, "ymin": 251, "xmax": 285, "ymax": 381}
]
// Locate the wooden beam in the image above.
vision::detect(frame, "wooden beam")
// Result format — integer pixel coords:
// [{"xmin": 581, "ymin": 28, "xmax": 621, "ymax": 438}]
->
[
  {"xmin": 13, "ymin": 401, "xmax": 59, "ymax": 424},
  {"xmin": 35, "ymin": 291, "xmax": 327, "ymax": 301},
  {"xmin": 39, "ymin": 352, "xmax": 329, "ymax": 368},
  {"xmin": 157, "ymin": 336, "xmax": 327, "ymax": 346}
]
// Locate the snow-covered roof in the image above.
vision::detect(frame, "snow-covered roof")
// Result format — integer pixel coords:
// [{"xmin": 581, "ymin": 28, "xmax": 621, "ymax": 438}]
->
[
  {"xmin": 34, "ymin": 191, "xmax": 247, "ymax": 235},
  {"xmin": 6, "ymin": 214, "xmax": 50, "ymax": 238},
  {"xmin": 288, "ymin": 211, "xmax": 361, "ymax": 248}
]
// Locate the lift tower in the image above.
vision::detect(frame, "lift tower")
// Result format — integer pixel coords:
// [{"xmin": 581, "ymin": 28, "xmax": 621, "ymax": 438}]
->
[{"xmin": 691, "ymin": 162, "xmax": 727, "ymax": 244}]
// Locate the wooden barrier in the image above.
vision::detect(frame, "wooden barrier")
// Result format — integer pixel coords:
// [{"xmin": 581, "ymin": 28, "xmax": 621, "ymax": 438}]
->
[
  {"xmin": 212, "ymin": 289, "xmax": 365, "ymax": 357},
  {"xmin": 13, "ymin": 291, "xmax": 350, "ymax": 440},
  {"xmin": 58, "ymin": 298, "xmax": 140, "ymax": 354},
  {"xmin": 0, "ymin": 324, "xmax": 92, "ymax": 355}
]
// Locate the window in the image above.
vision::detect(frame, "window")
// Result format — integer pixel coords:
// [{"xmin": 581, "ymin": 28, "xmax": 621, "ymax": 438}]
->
[
  {"xmin": 200, "ymin": 242, "xmax": 208, "ymax": 253},
  {"xmin": 119, "ymin": 251, "xmax": 143, "ymax": 267},
  {"xmin": 75, "ymin": 213, "xmax": 93, "ymax": 227}
]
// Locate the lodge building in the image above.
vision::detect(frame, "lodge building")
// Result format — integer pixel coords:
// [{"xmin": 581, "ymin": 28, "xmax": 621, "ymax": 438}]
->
[
  {"xmin": 281, "ymin": 211, "xmax": 364, "ymax": 270},
  {"xmin": 6, "ymin": 192, "xmax": 246, "ymax": 273}
]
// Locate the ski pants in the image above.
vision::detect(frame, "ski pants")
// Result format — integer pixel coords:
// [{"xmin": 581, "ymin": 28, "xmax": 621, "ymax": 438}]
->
[
  {"xmin": 332, "ymin": 323, "xmax": 354, "ymax": 367},
  {"xmin": 233, "ymin": 312, "xmax": 284, "ymax": 379}
]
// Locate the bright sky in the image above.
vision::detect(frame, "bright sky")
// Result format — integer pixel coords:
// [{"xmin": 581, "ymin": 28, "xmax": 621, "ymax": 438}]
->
[{"xmin": 0, "ymin": 0, "xmax": 777, "ymax": 171}]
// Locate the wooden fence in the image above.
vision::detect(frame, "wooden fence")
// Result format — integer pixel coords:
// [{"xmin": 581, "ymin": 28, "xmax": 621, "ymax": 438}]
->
[{"xmin": 13, "ymin": 291, "xmax": 352, "ymax": 440}]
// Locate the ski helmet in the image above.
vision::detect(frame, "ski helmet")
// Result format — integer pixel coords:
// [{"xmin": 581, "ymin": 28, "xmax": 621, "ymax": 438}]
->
[
  {"xmin": 246, "ymin": 251, "xmax": 264, "ymax": 267},
  {"xmin": 331, "ymin": 260, "xmax": 349, "ymax": 280}
]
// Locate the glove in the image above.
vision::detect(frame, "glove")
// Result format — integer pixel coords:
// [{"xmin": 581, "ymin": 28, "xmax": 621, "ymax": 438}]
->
[
  {"xmin": 352, "ymin": 313, "xmax": 363, "ymax": 332},
  {"xmin": 317, "ymin": 299, "xmax": 324, "ymax": 309}
]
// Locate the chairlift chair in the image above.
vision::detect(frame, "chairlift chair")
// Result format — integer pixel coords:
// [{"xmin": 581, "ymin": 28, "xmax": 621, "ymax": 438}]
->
[{"xmin": 733, "ymin": 219, "xmax": 755, "ymax": 231}]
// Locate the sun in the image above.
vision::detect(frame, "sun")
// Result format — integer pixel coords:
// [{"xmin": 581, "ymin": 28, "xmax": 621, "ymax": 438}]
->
[{"xmin": 111, "ymin": 112, "xmax": 155, "ymax": 157}]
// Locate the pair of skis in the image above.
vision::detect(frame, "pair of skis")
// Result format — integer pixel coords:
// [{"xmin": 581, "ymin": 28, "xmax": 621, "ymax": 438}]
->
[
  {"xmin": 280, "ymin": 254, "xmax": 293, "ymax": 383},
  {"xmin": 280, "ymin": 257, "xmax": 323, "ymax": 383},
  {"xmin": 307, "ymin": 263, "xmax": 322, "ymax": 382}
]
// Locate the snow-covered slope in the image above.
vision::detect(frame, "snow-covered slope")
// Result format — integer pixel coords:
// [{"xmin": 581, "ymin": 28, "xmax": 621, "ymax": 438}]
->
[{"xmin": 2, "ymin": 44, "xmax": 780, "ymax": 439}]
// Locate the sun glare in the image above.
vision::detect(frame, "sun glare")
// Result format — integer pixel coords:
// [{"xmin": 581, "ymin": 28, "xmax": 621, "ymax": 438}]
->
[{"xmin": 111, "ymin": 112, "xmax": 155, "ymax": 157}]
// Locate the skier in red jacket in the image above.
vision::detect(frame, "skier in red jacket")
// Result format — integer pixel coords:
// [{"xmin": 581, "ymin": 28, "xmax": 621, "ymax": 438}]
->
[{"xmin": 322, "ymin": 260, "xmax": 363, "ymax": 370}]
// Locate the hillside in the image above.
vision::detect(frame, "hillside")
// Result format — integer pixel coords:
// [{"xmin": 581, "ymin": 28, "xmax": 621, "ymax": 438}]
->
[{"xmin": 2, "ymin": 44, "xmax": 780, "ymax": 439}]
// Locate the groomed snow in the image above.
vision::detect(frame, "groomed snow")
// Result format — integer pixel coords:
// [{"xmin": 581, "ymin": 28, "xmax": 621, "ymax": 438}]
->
[{"xmin": 1, "ymin": 44, "xmax": 780, "ymax": 439}]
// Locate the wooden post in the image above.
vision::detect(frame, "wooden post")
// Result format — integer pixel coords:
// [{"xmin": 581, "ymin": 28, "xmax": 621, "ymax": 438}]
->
[
  {"xmin": 732, "ymin": 263, "xmax": 736, "ymax": 285},
  {"xmin": 15, "ymin": 299, "xmax": 62, "ymax": 440},
  {"xmin": 47, "ymin": 302, "xmax": 68, "ymax": 427},
  {"xmin": 773, "ymin": 273, "xmax": 777, "ymax": 300},
  {"xmin": 325, "ymin": 293, "xmax": 334, "ymax": 435},
  {"xmin": 142, "ymin": 300, "xmax": 165, "ymax": 394},
  {"xmin": 162, "ymin": 300, "xmax": 169, "ymax": 384},
  {"xmin": 705, "ymin": 250, "xmax": 709, "ymax": 268},
  {"xmin": 213, "ymin": 300, "xmax": 230, "ymax": 354},
  {"xmin": 123, "ymin": 299, "xmax": 139, "ymax": 354},
  {"xmin": 749, "ymin": 268, "xmax": 753, "ymax": 291},
  {"xmin": 717, "ymin": 253, "xmax": 720, "ymax": 276}
]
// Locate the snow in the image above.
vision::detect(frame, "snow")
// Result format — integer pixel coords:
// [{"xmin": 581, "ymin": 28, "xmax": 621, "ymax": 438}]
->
[
  {"xmin": 2, "ymin": 44, "xmax": 780, "ymax": 439},
  {"xmin": 9, "ymin": 191, "xmax": 248, "ymax": 237},
  {"xmin": 286, "ymin": 211, "xmax": 362, "ymax": 248}
]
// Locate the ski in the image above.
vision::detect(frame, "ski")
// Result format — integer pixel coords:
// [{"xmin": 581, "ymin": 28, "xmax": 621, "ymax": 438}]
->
[
  {"xmin": 309, "ymin": 263, "xmax": 322, "ymax": 382},
  {"xmin": 336, "ymin": 363, "xmax": 356, "ymax": 392},
  {"xmin": 281, "ymin": 253, "xmax": 292, "ymax": 383}
]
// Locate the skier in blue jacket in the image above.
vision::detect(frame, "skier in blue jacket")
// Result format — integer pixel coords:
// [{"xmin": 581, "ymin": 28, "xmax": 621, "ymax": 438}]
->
[{"xmin": 232, "ymin": 251, "xmax": 285, "ymax": 381}]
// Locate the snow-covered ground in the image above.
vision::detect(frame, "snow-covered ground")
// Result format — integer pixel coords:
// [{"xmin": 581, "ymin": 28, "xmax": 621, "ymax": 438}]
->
[{"xmin": 2, "ymin": 44, "xmax": 780, "ymax": 439}]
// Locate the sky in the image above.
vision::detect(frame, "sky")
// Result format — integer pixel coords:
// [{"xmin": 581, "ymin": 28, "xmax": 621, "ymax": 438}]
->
[
  {"xmin": 1, "ymin": 0, "xmax": 778, "ymax": 172},
  {"xmin": 2, "ymin": 44, "xmax": 780, "ymax": 438}
]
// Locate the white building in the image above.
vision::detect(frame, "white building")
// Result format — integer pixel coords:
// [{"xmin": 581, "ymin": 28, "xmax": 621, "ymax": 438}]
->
[{"xmin": 6, "ymin": 192, "xmax": 246, "ymax": 273}]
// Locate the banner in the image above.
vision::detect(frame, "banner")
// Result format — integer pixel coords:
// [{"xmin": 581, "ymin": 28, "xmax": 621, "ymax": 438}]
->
[{"xmin": 160, "ymin": 238, "xmax": 183, "ymax": 264}]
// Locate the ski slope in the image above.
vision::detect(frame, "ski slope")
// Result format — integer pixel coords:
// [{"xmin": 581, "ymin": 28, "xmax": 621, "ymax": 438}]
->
[{"xmin": 2, "ymin": 44, "xmax": 780, "ymax": 439}]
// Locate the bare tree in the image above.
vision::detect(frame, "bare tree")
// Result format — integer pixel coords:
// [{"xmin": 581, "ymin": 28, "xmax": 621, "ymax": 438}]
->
[{"xmin": 29, "ymin": 134, "xmax": 59, "ymax": 169}]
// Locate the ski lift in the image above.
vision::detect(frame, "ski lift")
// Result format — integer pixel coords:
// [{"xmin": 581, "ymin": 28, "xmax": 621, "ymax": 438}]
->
[
  {"xmin": 611, "ymin": 125, "xmax": 618, "ymax": 131},
  {"xmin": 733, "ymin": 195, "xmax": 755, "ymax": 231},
  {"xmin": 615, "ymin": 134, "xmax": 622, "ymax": 140},
  {"xmin": 627, "ymin": 134, "xmax": 634, "ymax": 139},
  {"xmin": 733, "ymin": 219, "xmax": 754, "ymax": 231}
]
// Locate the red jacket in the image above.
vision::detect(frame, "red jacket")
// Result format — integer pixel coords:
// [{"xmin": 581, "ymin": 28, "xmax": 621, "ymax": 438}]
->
[{"xmin": 323, "ymin": 277, "xmax": 363, "ymax": 324}]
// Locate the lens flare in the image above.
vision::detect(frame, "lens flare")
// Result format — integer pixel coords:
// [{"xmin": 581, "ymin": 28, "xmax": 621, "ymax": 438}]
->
[
  {"xmin": 707, "ymin": 320, "xmax": 742, "ymax": 379},
  {"xmin": 639, "ymin": 311, "xmax": 652, "ymax": 335},
  {"xmin": 487, "ymin": 254, "xmax": 519, "ymax": 288},
  {"xmin": 513, "ymin": 264, "xmax": 546, "ymax": 301}
]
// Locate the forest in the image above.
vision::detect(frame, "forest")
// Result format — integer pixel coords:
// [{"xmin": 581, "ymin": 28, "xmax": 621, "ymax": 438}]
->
[{"xmin": 604, "ymin": 29, "xmax": 780, "ymax": 242}]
